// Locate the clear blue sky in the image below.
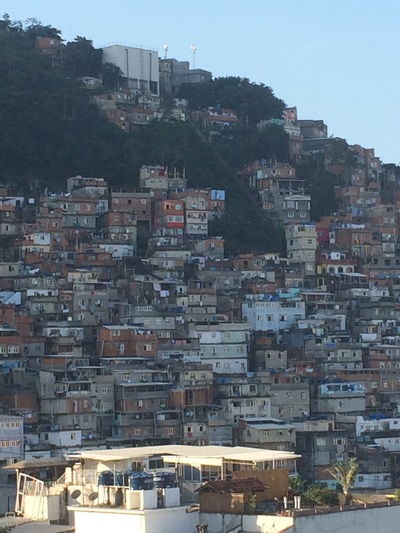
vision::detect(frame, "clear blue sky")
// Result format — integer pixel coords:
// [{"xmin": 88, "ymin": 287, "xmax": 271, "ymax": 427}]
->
[{"xmin": 3, "ymin": 0, "xmax": 399, "ymax": 164}]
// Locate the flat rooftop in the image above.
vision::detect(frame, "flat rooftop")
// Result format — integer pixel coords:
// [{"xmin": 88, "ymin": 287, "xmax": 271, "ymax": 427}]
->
[{"xmin": 72, "ymin": 444, "xmax": 300, "ymax": 466}]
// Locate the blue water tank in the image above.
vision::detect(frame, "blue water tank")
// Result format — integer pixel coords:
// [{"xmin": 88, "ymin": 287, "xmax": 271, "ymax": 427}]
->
[
  {"xmin": 98, "ymin": 471, "xmax": 114, "ymax": 486},
  {"xmin": 129, "ymin": 472, "xmax": 153, "ymax": 490},
  {"xmin": 153, "ymin": 472, "xmax": 176, "ymax": 488},
  {"xmin": 114, "ymin": 472, "xmax": 126, "ymax": 486}
]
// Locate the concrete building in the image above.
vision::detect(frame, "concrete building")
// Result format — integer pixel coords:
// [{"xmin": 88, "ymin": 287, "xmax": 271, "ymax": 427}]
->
[
  {"xmin": 195, "ymin": 323, "xmax": 250, "ymax": 374},
  {"xmin": 285, "ymin": 224, "xmax": 318, "ymax": 277},
  {"xmin": 103, "ymin": 45, "xmax": 159, "ymax": 96},
  {"xmin": 159, "ymin": 58, "xmax": 212, "ymax": 94},
  {"xmin": 242, "ymin": 292, "xmax": 305, "ymax": 332},
  {"xmin": 238, "ymin": 417, "xmax": 296, "ymax": 451},
  {"xmin": 0, "ymin": 415, "xmax": 23, "ymax": 465}
]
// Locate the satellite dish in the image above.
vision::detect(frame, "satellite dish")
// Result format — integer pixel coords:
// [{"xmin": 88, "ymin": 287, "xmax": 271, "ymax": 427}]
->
[
  {"xmin": 88, "ymin": 492, "xmax": 98, "ymax": 502},
  {"xmin": 71, "ymin": 490, "xmax": 81, "ymax": 500}
]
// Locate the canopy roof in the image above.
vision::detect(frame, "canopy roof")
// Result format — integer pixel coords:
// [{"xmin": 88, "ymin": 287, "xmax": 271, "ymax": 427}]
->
[
  {"xmin": 4, "ymin": 457, "xmax": 72, "ymax": 470},
  {"xmin": 75, "ymin": 444, "xmax": 300, "ymax": 467}
]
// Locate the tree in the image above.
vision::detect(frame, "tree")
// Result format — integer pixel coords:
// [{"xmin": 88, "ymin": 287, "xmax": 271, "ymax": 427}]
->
[
  {"xmin": 178, "ymin": 76, "xmax": 285, "ymax": 125},
  {"xmin": 24, "ymin": 18, "xmax": 62, "ymax": 42},
  {"xmin": 325, "ymin": 458, "xmax": 359, "ymax": 505},
  {"xmin": 302, "ymin": 486, "xmax": 339, "ymax": 507},
  {"xmin": 64, "ymin": 36, "xmax": 102, "ymax": 78},
  {"xmin": 101, "ymin": 62, "xmax": 123, "ymax": 90}
]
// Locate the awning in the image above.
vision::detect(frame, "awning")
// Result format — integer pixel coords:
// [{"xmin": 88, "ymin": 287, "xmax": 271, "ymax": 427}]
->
[
  {"xmin": 3, "ymin": 458, "xmax": 73, "ymax": 470},
  {"xmin": 69, "ymin": 444, "xmax": 301, "ymax": 466}
]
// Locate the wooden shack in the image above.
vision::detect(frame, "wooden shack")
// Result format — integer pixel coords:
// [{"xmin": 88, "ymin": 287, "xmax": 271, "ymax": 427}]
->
[
  {"xmin": 233, "ymin": 468, "xmax": 289, "ymax": 500},
  {"xmin": 196, "ymin": 478, "xmax": 267, "ymax": 514}
]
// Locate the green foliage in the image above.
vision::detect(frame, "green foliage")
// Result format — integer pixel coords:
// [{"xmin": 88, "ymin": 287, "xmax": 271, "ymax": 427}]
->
[
  {"xmin": 0, "ymin": 15, "xmax": 344, "ymax": 254},
  {"xmin": 102, "ymin": 62, "xmax": 123, "ymax": 90},
  {"xmin": 0, "ymin": 25, "xmax": 136, "ymax": 186},
  {"xmin": 212, "ymin": 124, "xmax": 288, "ymax": 169},
  {"xmin": 302, "ymin": 486, "xmax": 339, "ymax": 507},
  {"xmin": 178, "ymin": 76, "xmax": 285, "ymax": 124},
  {"xmin": 392, "ymin": 489, "xmax": 400, "ymax": 501},
  {"xmin": 325, "ymin": 458, "xmax": 359, "ymax": 505},
  {"xmin": 64, "ymin": 36, "xmax": 103, "ymax": 78},
  {"xmin": 24, "ymin": 18, "xmax": 62, "ymax": 42},
  {"xmin": 245, "ymin": 494, "xmax": 257, "ymax": 514},
  {"xmin": 295, "ymin": 154, "xmax": 337, "ymax": 220},
  {"xmin": 289, "ymin": 476, "xmax": 306, "ymax": 495}
]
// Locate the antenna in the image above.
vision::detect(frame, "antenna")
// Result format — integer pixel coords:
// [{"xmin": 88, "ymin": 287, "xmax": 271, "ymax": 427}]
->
[
  {"xmin": 163, "ymin": 44, "xmax": 168, "ymax": 59},
  {"xmin": 190, "ymin": 44, "xmax": 197, "ymax": 69}
]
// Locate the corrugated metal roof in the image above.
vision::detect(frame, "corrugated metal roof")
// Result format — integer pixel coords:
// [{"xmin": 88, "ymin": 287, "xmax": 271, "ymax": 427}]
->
[{"xmin": 196, "ymin": 478, "xmax": 267, "ymax": 494}]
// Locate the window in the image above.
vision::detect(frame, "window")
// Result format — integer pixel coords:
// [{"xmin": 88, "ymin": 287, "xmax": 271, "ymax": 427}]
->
[
  {"xmin": 316, "ymin": 438, "xmax": 326, "ymax": 446},
  {"xmin": 167, "ymin": 427, "xmax": 174, "ymax": 435},
  {"xmin": 71, "ymin": 433, "xmax": 77, "ymax": 441},
  {"xmin": 74, "ymin": 204, "xmax": 80, "ymax": 211},
  {"xmin": 149, "ymin": 458, "xmax": 164, "ymax": 470},
  {"xmin": 8, "ymin": 346, "xmax": 19, "ymax": 354},
  {"xmin": 135, "ymin": 428, "xmax": 141, "ymax": 435}
]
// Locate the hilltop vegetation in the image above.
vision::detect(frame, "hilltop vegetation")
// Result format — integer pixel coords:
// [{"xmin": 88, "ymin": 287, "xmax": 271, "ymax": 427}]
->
[{"xmin": 0, "ymin": 15, "xmax": 354, "ymax": 253}]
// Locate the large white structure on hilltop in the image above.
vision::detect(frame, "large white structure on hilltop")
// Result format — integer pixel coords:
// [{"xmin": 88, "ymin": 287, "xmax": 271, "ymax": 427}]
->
[{"xmin": 102, "ymin": 45, "xmax": 160, "ymax": 96}]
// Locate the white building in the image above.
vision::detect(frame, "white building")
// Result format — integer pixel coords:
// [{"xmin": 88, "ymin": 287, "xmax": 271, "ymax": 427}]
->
[
  {"xmin": 242, "ymin": 294, "xmax": 305, "ymax": 332},
  {"xmin": 195, "ymin": 323, "xmax": 250, "ymax": 374},
  {"xmin": 102, "ymin": 45, "xmax": 159, "ymax": 96},
  {"xmin": 356, "ymin": 415, "xmax": 400, "ymax": 438}
]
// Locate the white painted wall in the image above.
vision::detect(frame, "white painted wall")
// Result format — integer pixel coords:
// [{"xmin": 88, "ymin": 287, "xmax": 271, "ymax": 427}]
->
[
  {"xmin": 72, "ymin": 506, "xmax": 198, "ymax": 533},
  {"xmin": 200, "ymin": 512, "xmax": 294, "ymax": 533},
  {"xmin": 292, "ymin": 505, "xmax": 400, "ymax": 533}
]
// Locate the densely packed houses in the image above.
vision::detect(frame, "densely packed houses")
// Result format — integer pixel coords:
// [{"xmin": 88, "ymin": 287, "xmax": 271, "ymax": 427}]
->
[{"xmin": 1, "ymin": 100, "xmax": 400, "ymax": 504}]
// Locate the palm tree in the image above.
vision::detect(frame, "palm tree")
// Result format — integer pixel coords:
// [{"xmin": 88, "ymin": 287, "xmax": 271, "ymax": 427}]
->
[{"xmin": 325, "ymin": 458, "xmax": 359, "ymax": 505}]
